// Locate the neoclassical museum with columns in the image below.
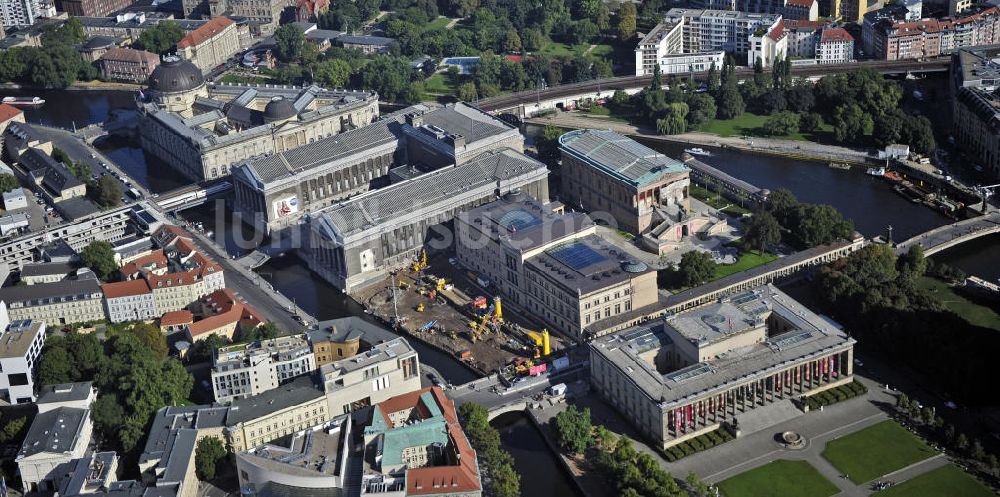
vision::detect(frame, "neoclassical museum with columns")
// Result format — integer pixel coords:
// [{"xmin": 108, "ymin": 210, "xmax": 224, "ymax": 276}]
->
[{"xmin": 590, "ymin": 284, "xmax": 855, "ymax": 449}]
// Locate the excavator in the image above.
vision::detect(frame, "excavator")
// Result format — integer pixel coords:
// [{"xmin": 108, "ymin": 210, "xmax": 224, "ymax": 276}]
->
[
  {"xmin": 412, "ymin": 248, "xmax": 428, "ymax": 272},
  {"xmin": 469, "ymin": 297, "xmax": 503, "ymax": 342}
]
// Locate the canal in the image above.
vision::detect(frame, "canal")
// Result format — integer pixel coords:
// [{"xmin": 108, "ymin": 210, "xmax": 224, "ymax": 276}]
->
[{"xmin": 491, "ymin": 412, "xmax": 582, "ymax": 497}]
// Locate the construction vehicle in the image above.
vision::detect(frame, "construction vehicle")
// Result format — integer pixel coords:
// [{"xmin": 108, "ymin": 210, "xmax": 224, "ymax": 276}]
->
[
  {"xmin": 471, "ymin": 296, "xmax": 488, "ymax": 309},
  {"xmin": 469, "ymin": 297, "xmax": 503, "ymax": 341},
  {"xmin": 523, "ymin": 329, "xmax": 551, "ymax": 359},
  {"xmin": 412, "ymin": 248, "xmax": 428, "ymax": 272},
  {"xmin": 436, "ymin": 278, "xmax": 447, "ymax": 291},
  {"xmin": 415, "ymin": 303, "xmax": 425, "ymax": 312}
]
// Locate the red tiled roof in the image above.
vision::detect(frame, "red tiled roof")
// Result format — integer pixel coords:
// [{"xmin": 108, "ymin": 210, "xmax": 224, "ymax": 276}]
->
[
  {"xmin": 188, "ymin": 304, "xmax": 243, "ymax": 336},
  {"xmin": 820, "ymin": 27, "xmax": 854, "ymax": 43},
  {"xmin": 296, "ymin": 0, "xmax": 328, "ymax": 15},
  {"xmin": 785, "ymin": 0, "xmax": 815, "ymax": 8},
  {"xmin": 121, "ymin": 250, "xmax": 168, "ymax": 277},
  {"xmin": 203, "ymin": 288, "xmax": 265, "ymax": 328},
  {"xmin": 0, "ymin": 103, "xmax": 24, "ymax": 123},
  {"xmin": 102, "ymin": 279, "xmax": 152, "ymax": 298},
  {"xmin": 100, "ymin": 47, "xmax": 159, "ymax": 65},
  {"xmin": 177, "ymin": 16, "xmax": 234, "ymax": 49},
  {"xmin": 767, "ymin": 21, "xmax": 786, "ymax": 41},
  {"xmin": 160, "ymin": 309, "xmax": 194, "ymax": 326},
  {"xmin": 405, "ymin": 387, "xmax": 481, "ymax": 496},
  {"xmin": 783, "ymin": 19, "xmax": 823, "ymax": 29}
]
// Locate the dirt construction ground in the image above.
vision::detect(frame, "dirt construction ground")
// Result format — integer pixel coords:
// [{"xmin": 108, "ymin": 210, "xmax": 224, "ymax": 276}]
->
[{"xmin": 354, "ymin": 253, "xmax": 570, "ymax": 375}]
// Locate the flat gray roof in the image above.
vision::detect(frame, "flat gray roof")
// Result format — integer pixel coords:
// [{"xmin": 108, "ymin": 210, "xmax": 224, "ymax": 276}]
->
[
  {"xmin": 309, "ymin": 316, "xmax": 397, "ymax": 346},
  {"xmin": 225, "ymin": 376, "xmax": 325, "ymax": 426},
  {"xmin": 525, "ymin": 234, "xmax": 654, "ymax": 296},
  {"xmin": 417, "ymin": 102, "xmax": 516, "ymax": 144},
  {"xmin": 0, "ymin": 319, "xmax": 43, "ymax": 358},
  {"xmin": 238, "ymin": 422, "xmax": 345, "ymax": 478},
  {"xmin": 459, "ymin": 191, "xmax": 594, "ymax": 254},
  {"xmin": 36, "ymin": 382, "xmax": 93, "ymax": 404},
  {"xmin": 591, "ymin": 284, "xmax": 854, "ymax": 408},
  {"xmin": 559, "ymin": 129, "xmax": 688, "ymax": 187},
  {"xmin": 314, "ymin": 149, "xmax": 548, "ymax": 240},
  {"xmin": 321, "ymin": 337, "xmax": 415, "ymax": 378},
  {"xmin": 18, "ymin": 406, "xmax": 89, "ymax": 458}
]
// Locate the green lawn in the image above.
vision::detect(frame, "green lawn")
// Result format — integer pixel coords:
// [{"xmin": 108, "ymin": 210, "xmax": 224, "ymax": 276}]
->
[
  {"xmin": 916, "ymin": 276, "xmax": 1000, "ymax": 331},
  {"xmin": 699, "ymin": 112, "xmax": 834, "ymax": 142},
  {"xmin": 718, "ymin": 460, "xmax": 839, "ymax": 497},
  {"xmin": 538, "ymin": 41, "xmax": 593, "ymax": 57},
  {"xmin": 587, "ymin": 43, "xmax": 614, "ymax": 58},
  {"xmin": 714, "ymin": 250, "xmax": 778, "ymax": 280},
  {"xmin": 426, "ymin": 16, "xmax": 452, "ymax": 30},
  {"xmin": 873, "ymin": 464, "xmax": 997, "ymax": 497},
  {"xmin": 689, "ymin": 184, "xmax": 752, "ymax": 216},
  {"xmin": 822, "ymin": 420, "xmax": 938, "ymax": 484},
  {"xmin": 421, "ymin": 73, "xmax": 460, "ymax": 101}
]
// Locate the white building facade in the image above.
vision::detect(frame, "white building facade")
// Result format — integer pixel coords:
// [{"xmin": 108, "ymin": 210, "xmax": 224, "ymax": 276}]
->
[{"xmin": 0, "ymin": 315, "xmax": 45, "ymax": 404}]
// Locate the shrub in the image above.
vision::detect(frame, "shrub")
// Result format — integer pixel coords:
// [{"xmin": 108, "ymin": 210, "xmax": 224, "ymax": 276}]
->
[{"xmin": 689, "ymin": 438, "xmax": 704, "ymax": 451}]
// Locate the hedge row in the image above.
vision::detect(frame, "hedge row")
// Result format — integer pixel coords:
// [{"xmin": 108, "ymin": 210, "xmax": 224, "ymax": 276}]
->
[
  {"xmin": 661, "ymin": 426, "xmax": 736, "ymax": 462},
  {"xmin": 804, "ymin": 380, "xmax": 868, "ymax": 411}
]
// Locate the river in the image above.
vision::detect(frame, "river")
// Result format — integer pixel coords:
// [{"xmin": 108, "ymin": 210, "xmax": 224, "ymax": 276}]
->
[{"xmin": 491, "ymin": 412, "xmax": 582, "ymax": 497}]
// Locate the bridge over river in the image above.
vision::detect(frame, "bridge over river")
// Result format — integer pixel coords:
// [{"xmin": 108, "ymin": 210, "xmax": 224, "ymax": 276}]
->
[{"xmin": 895, "ymin": 211, "xmax": 1000, "ymax": 256}]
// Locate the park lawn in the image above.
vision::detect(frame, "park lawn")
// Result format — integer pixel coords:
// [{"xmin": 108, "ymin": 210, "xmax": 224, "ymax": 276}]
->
[
  {"xmin": 587, "ymin": 43, "xmax": 614, "ymax": 58},
  {"xmin": 822, "ymin": 420, "xmax": 938, "ymax": 484},
  {"xmin": 873, "ymin": 464, "xmax": 996, "ymax": 497},
  {"xmin": 714, "ymin": 250, "xmax": 778, "ymax": 280},
  {"xmin": 538, "ymin": 41, "xmax": 592, "ymax": 57},
  {"xmin": 699, "ymin": 112, "xmax": 834, "ymax": 141},
  {"xmin": 717, "ymin": 460, "xmax": 839, "ymax": 497},
  {"xmin": 916, "ymin": 276, "xmax": 1000, "ymax": 331},
  {"xmin": 421, "ymin": 73, "xmax": 460, "ymax": 101},
  {"xmin": 426, "ymin": 16, "xmax": 451, "ymax": 30},
  {"xmin": 689, "ymin": 184, "xmax": 752, "ymax": 216}
]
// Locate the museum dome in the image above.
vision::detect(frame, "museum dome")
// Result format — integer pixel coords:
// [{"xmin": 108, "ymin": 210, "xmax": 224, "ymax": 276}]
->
[
  {"xmin": 148, "ymin": 56, "xmax": 204, "ymax": 94},
  {"xmin": 263, "ymin": 96, "xmax": 297, "ymax": 122}
]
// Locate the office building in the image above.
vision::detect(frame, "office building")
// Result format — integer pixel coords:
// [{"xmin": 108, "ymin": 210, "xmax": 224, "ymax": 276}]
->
[
  {"xmin": 138, "ymin": 58, "xmax": 379, "ymax": 181},
  {"xmin": 60, "ymin": 0, "xmax": 133, "ymax": 17},
  {"xmin": 320, "ymin": 337, "xmax": 422, "ymax": 416},
  {"xmin": 19, "ymin": 262, "xmax": 78, "ymax": 285},
  {"xmin": 210, "ymin": 334, "xmax": 316, "ymax": 403},
  {"xmin": 456, "ymin": 192, "xmax": 660, "ymax": 339},
  {"xmin": 232, "ymin": 102, "xmax": 523, "ymax": 234},
  {"xmin": 138, "ymin": 404, "xmax": 229, "ymax": 497},
  {"xmin": 225, "ymin": 376, "xmax": 331, "ymax": 452},
  {"xmin": 634, "ymin": 20, "xmax": 725, "ymax": 76},
  {"xmin": 16, "ymin": 382, "xmax": 96, "ymax": 492},
  {"xmin": 559, "ymin": 129, "xmax": 690, "ymax": 236},
  {"xmin": 0, "ymin": 318, "xmax": 45, "ymax": 404},
  {"xmin": 589, "ymin": 284, "xmax": 855, "ymax": 449},
  {"xmin": 303, "ymin": 149, "xmax": 549, "ymax": 293},
  {"xmin": 952, "ymin": 49, "xmax": 1000, "ymax": 92},
  {"xmin": 360, "ymin": 387, "xmax": 482, "ymax": 497},
  {"xmin": 177, "ymin": 16, "xmax": 241, "ymax": 74},
  {"xmin": 194, "ymin": 0, "xmax": 291, "ymax": 35}
]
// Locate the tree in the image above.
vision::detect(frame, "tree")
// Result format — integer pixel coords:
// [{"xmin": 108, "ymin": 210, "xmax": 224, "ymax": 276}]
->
[
  {"xmin": 95, "ymin": 175, "xmax": 122, "ymax": 207},
  {"xmin": 457, "ymin": 81, "xmax": 478, "ymax": 102},
  {"xmin": 706, "ymin": 61, "xmax": 720, "ymax": 93},
  {"xmin": 132, "ymin": 322, "xmax": 169, "ymax": 359},
  {"xmin": 944, "ymin": 424, "xmax": 956, "ymax": 444},
  {"xmin": 761, "ymin": 111, "xmax": 799, "ymax": 137},
  {"xmin": 616, "ymin": 2, "xmax": 637, "ymax": 42},
  {"xmin": 553, "ymin": 406, "xmax": 593, "ymax": 455},
  {"xmin": 361, "ymin": 56, "xmax": 416, "ymax": 102},
  {"xmin": 503, "ymin": 28, "xmax": 522, "ymax": 53},
  {"xmin": 970, "ymin": 439, "xmax": 986, "ymax": 461},
  {"xmin": 716, "ymin": 82, "xmax": 745, "ymax": 119},
  {"xmin": 833, "ymin": 104, "xmax": 873, "ymax": 143},
  {"xmin": 986, "ymin": 454, "xmax": 998, "ymax": 472},
  {"xmin": 785, "ymin": 81, "xmax": 815, "ymax": 112},
  {"xmin": 743, "ymin": 211, "xmax": 781, "ymax": 253},
  {"xmin": 898, "ymin": 245, "xmax": 927, "ymax": 279},
  {"xmin": 787, "ymin": 204, "xmax": 853, "ymax": 248},
  {"xmin": 686, "ymin": 471, "xmax": 711, "ymax": 497},
  {"xmin": 0, "ymin": 416, "xmax": 27, "ymax": 444},
  {"xmin": 686, "ymin": 92, "xmax": 716, "ymax": 128},
  {"xmin": 799, "ymin": 112, "xmax": 823, "ymax": 133},
  {"xmin": 274, "ymin": 24, "xmax": 305, "ymax": 62},
  {"xmin": 901, "ymin": 114, "xmax": 935, "ymax": 155},
  {"xmin": 0, "ymin": 173, "xmax": 18, "ymax": 193},
  {"xmin": 678, "ymin": 251, "xmax": 717, "ymax": 287},
  {"xmin": 536, "ymin": 125, "xmax": 564, "ymax": 166},
  {"xmin": 91, "ymin": 394, "xmax": 125, "ymax": 443},
  {"xmin": 195, "ymin": 437, "xmax": 227, "ymax": 480},
  {"xmin": 39, "ymin": 346, "xmax": 74, "ymax": 384},
  {"xmin": 956, "ymin": 433, "xmax": 970, "ymax": 452},
  {"xmin": 135, "ymin": 21, "xmax": 184, "ymax": 55},
  {"xmin": 81, "ymin": 241, "xmax": 118, "ymax": 281},
  {"xmin": 314, "ymin": 59, "xmax": 352, "ymax": 88},
  {"xmin": 897, "ymin": 393, "xmax": 911, "ymax": 409},
  {"xmin": 522, "ymin": 28, "xmax": 544, "ymax": 52},
  {"xmin": 655, "ymin": 102, "xmax": 687, "ymax": 135}
]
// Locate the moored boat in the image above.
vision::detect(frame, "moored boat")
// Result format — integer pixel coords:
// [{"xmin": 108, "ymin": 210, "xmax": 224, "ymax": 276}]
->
[{"xmin": 2, "ymin": 96, "xmax": 45, "ymax": 106}]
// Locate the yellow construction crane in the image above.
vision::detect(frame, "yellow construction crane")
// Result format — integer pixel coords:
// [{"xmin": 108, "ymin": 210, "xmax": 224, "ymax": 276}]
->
[
  {"xmin": 412, "ymin": 248, "xmax": 427, "ymax": 272},
  {"xmin": 524, "ymin": 329, "xmax": 551, "ymax": 358},
  {"xmin": 470, "ymin": 297, "xmax": 503, "ymax": 341}
]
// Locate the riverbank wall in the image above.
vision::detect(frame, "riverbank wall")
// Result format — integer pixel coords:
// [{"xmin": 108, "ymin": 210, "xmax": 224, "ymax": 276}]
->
[
  {"xmin": 526, "ymin": 406, "xmax": 596, "ymax": 497},
  {"xmin": 1, "ymin": 82, "xmax": 141, "ymax": 92}
]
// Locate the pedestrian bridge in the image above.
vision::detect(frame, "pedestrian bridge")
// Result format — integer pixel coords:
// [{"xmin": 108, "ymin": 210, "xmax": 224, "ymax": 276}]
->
[{"xmin": 895, "ymin": 211, "xmax": 1000, "ymax": 256}]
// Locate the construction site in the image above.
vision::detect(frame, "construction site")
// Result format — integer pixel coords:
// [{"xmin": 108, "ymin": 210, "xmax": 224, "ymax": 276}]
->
[{"xmin": 355, "ymin": 250, "xmax": 566, "ymax": 376}]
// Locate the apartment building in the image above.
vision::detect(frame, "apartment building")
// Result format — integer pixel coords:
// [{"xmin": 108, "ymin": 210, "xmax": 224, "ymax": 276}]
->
[
  {"xmin": 98, "ymin": 47, "xmax": 159, "ymax": 83},
  {"xmin": 60, "ymin": 0, "xmax": 133, "ymax": 17},
  {"xmin": 634, "ymin": 20, "xmax": 724, "ymax": 76},
  {"xmin": 225, "ymin": 376, "xmax": 331, "ymax": 452},
  {"xmin": 185, "ymin": 287, "xmax": 265, "ymax": 342},
  {"xmin": 817, "ymin": 27, "xmax": 855, "ymax": 63},
  {"xmin": 102, "ymin": 279, "xmax": 157, "ymax": 323},
  {"xmin": 559, "ymin": 129, "xmax": 690, "ymax": 235},
  {"xmin": 0, "ymin": 0, "xmax": 40, "ymax": 27},
  {"xmin": 119, "ymin": 230, "xmax": 225, "ymax": 315},
  {"xmin": 320, "ymin": 337, "xmax": 422, "ymax": 416},
  {"xmin": 308, "ymin": 316, "xmax": 397, "ymax": 366},
  {"xmin": 0, "ymin": 274, "xmax": 106, "ymax": 325},
  {"xmin": 664, "ymin": 8, "xmax": 783, "ymax": 56},
  {"xmin": 863, "ymin": 6, "xmax": 1000, "ymax": 60},
  {"xmin": 198, "ymin": 0, "xmax": 292, "ymax": 35},
  {"xmin": 139, "ymin": 404, "xmax": 230, "ymax": 497},
  {"xmin": 177, "ymin": 17, "xmax": 241, "ymax": 74},
  {"xmin": 0, "ymin": 317, "xmax": 45, "ymax": 404},
  {"xmin": 210, "ymin": 334, "xmax": 316, "ymax": 403},
  {"xmin": 0, "ymin": 103, "xmax": 24, "ymax": 136},
  {"xmin": 590, "ymin": 285, "xmax": 855, "ymax": 449},
  {"xmin": 455, "ymin": 192, "xmax": 660, "ymax": 339},
  {"xmin": 783, "ymin": 0, "xmax": 819, "ymax": 19}
]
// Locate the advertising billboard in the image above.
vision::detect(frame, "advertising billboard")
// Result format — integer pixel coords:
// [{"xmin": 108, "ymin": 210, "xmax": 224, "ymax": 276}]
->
[{"xmin": 273, "ymin": 195, "xmax": 299, "ymax": 219}]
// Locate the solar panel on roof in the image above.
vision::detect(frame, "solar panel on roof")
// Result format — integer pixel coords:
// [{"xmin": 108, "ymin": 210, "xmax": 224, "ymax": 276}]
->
[{"xmin": 547, "ymin": 242, "xmax": 606, "ymax": 270}]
